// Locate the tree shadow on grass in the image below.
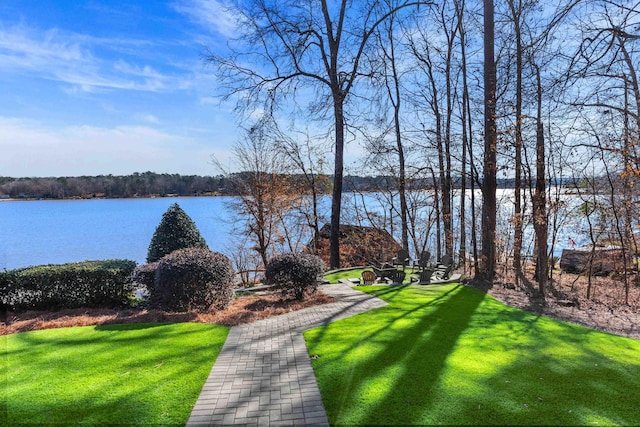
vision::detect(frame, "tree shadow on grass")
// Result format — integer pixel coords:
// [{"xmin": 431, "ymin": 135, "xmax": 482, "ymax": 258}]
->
[
  {"xmin": 307, "ymin": 284, "xmax": 640, "ymax": 425},
  {"xmin": 306, "ymin": 284, "xmax": 488, "ymax": 425},
  {"xmin": 4, "ymin": 324, "xmax": 228, "ymax": 425},
  {"xmin": 449, "ymin": 311, "xmax": 640, "ymax": 425}
]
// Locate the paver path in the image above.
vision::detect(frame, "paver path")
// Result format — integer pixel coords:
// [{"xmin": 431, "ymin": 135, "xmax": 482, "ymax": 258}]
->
[{"xmin": 186, "ymin": 283, "xmax": 387, "ymax": 426}]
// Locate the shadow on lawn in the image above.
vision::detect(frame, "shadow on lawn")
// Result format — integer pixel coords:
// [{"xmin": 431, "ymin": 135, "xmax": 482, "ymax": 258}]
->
[
  {"xmin": 4, "ymin": 324, "xmax": 226, "ymax": 425},
  {"xmin": 454, "ymin": 306, "xmax": 640, "ymax": 425},
  {"xmin": 356, "ymin": 285, "xmax": 486, "ymax": 425},
  {"xmin": 306, "ymin": 284, "xmax": 487, "ymax": 425},
  {"xmin": 309, "ymin": 284, "xmax": 640, "ymax": 425}
]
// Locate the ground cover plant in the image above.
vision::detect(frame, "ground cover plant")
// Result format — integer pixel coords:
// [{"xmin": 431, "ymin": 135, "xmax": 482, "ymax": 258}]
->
[
  {"xmin": 304, "ymin": 284, "xmax": 640, "ymax": 426},
  {"xmin": 2, "ymin": 323, "xmax": 228, "ymax": 425}
]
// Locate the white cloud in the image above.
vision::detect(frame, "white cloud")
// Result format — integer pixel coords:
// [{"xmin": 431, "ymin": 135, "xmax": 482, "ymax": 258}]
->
[
  {"xmin": 139, "ymin": 114, "xmax": 161, "ymax": 124},
  {"xmin": 0, "ymin": 25, "xmax": 192, "ymax": 93},
  {"xmin": 0, "ymin": 117, "xmax": 220, "ymax": 177},
  {"xmin": 173, "ymin": 0, "xmax": 241, "ymax": 38}
]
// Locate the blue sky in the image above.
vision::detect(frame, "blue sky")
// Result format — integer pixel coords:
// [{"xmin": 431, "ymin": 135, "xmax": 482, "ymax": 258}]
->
[{"xmin": 0, "ymin": 0, "xmax": 254, "ymax": 177}]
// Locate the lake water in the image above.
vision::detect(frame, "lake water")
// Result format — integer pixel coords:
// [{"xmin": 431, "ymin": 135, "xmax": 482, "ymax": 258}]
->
[
  {"xmin": 1, "ymin": 191, "xmax": 582, "ymax": 271},
  {"xmin": 1, "ymin": 197, "xmax": 235, "ymax": 270}
]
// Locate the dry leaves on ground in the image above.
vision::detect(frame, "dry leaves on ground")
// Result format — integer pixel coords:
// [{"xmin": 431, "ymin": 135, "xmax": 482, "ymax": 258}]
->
[
  {"xmin": 1, "ymin": 291, "xmax": 335, "ymax": 335},
  {"xmin": 481, "ymin": 270, "xmax": 640, "ymax": 340}
]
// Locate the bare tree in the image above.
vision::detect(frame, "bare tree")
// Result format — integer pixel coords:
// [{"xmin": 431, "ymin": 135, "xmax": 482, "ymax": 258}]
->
[
  {"xmin": 377, "ymin": 13, "xmax": 410, "ymax": 252},
  {"xmin": 506, "ymin": 0, "xmax": 526, "ymax": 286},
  {"xmin": 480, "ymin": 0, "xmax": 498, "ymax": 281},
  {"xmin": 207, "ymin": 0, "xmax": 427, "ymax": 268},
  {"xmin": 214, "ymin": 120, "xmax": 298, "ymax": 268},
  {"xmin": 562, "ymin": 0, "xmax": 640, "ymax": 300},
  {"xmin": 532, "ymin": 63, "xmax": 548, "ymax": 292},
  {"xmin": 271, "ymin": 125, "xmax": 330, "ymax": 254}
]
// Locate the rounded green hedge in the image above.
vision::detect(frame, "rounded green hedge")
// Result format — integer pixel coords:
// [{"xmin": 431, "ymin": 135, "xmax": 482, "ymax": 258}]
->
[
  {"xmin": 266, "ymin": 252, "xmax": 325, "ymax": 300},
  {"xmin": 151, "ymin": 248, "xmax": 235, "ymax": 312}
]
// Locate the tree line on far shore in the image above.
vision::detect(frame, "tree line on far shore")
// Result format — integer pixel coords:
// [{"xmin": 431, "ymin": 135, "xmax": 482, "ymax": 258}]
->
[{"xmin": 0, "ymin": 172, "xmax": 553, "ymax": 200}]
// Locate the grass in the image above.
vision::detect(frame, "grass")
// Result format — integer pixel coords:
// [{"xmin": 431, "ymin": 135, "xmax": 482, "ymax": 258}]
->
[
  {"xmin": 2, "ymin": 322, "xmax": 229, "ymax": 425},
  {"xmin": 324, "ymin": 267, "xmax": 414, "ymax": 284},
  {"xmin": 304, "ymin": 284, "xmax": 640, "ymax": 425},
  {"xmin": 324, "ymin": 268, "xmax": 373, "ymax": 283}
]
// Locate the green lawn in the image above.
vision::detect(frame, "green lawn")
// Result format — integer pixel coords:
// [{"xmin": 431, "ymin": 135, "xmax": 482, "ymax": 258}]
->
[
  {"xmin": 324, "ymin": 268, "xmax": 373, "ymax": 283},
  {"xmin": 2, "ymin": 323, "xmax": 229, "ymax": 425},
  {"xmin": 304, "ymin": 284, "xmax": 640, "ymax": 425},
  {"xmin": 324, "ymin": 267, "xmax": 414, "ymax": 284}
]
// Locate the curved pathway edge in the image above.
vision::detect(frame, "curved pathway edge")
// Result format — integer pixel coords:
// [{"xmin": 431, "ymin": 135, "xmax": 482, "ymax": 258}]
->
[{"xmin": 186, "ymin": 283, "xmax": 387, "ymax": 426}]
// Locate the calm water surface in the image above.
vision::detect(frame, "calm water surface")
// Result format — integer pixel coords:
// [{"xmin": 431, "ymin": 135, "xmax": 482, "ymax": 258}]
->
[
  {"xmin": 1, "ymin": 190, "xmax": 580, "ymax": 271},
  {"xmin": 1, "ymin": 197, "xmax": 234, "ymax": 270}
]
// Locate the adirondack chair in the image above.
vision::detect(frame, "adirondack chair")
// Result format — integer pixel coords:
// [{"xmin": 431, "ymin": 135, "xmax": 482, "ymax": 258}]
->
[
  {"xmin": 392, "ymin": 249, "xmax": 411, "ymax": 271},
  {"xmin": 432, "ymin": 254, "xmax": 453, "ymax": 281},
  {"xmin": 389, "ymin": 270, "xmax": 406, "ymax": 285},
  {"xmin": 413, "ymin": 251, "xmax": 431, "ymax": 271},
  {"xmin": 361, "ymin": 270, "xmax": 377, "ymax": 285},
  {"xmin": 416, "ymin": 267, "xmax": 436, "ymax": 285}
]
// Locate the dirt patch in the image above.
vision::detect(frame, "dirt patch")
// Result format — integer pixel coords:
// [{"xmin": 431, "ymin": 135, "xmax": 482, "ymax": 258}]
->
[
  {"xmin": 0, "ymin": 290, "xmax": 335, "ymax": 335},
  {"xmin": 471, "ymin": 269, "xmax": 640, "ymax": 340}
]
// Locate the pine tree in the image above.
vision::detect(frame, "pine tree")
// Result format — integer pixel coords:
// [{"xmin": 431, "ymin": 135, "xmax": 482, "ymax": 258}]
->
[{"xmin": 146, "ymin": 203, "xmax": 208, "ymax": 263}]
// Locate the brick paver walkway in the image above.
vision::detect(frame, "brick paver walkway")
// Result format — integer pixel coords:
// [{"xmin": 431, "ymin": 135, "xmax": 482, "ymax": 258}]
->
[{"xmin": 186, "ymin": 283, "xmax": 387, "ymax": 426}]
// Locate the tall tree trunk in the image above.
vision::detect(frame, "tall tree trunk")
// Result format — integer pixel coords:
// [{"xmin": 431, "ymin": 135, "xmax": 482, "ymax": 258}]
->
[
  {"xmin": 443, "ymin": 12, "xmax": 456, "ymax": 259},
  {"xmin": 386, "ymin": 18, "xmax": 409, "ymax": 253},
  {"xmin": 456, "ymin": 0, "xmax": 468, "ymax": 272},
  {"xmin": 508, "ymin": 0, "xmax": 524, "ymax": 286},
  {"xmin": 430, "ymin": 167, "xmax": 442, "ymax": 260},
  {"xmin": 330, "ymin": 96, "xmax": 345, "ymax": 268},
  {"xmin": 533, "ymin": 65, "xmax": 548, "ymax": 294},
  {"xmin": 395, "ymin": 106, "xmax": 409, "ymax": 253},
  {"xmin": 480, "ymin": 0, "xmax": 497, "ymax": 281}
]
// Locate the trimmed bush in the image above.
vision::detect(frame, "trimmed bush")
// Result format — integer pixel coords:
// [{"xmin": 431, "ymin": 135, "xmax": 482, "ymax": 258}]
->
[
  {"xmin": 0, "ymin": 260, "xmax": 136, "ymax": 311},
  {"xmin": 266, "ymin": 252, "xmax": 325, "ymax": 300},
  {"xmin": 132, "ymin": 261, "xmax": 157, "ymax": 291},
  {"xmin": 146, "ymin": 203, "xmax": 208, "ymax": 263},
  {"xmin": 151, "ymin": 248, "xmax": 234, "ymax": 312}
]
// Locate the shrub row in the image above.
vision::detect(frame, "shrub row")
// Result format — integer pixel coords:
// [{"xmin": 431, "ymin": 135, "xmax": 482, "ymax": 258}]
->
[{"xmin": 0, "ymin": 260, "xmax": 137, "ymax": 311}]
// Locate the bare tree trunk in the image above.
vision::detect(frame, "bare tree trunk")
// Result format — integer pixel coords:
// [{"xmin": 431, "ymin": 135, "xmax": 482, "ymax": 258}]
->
[
  {"xmin": 533, "ymin": 65, "xmax": 548, "ymax": 294},
  {"xmin": 330, "ymin": 96, "xmax": 345, "ymax": 268},
  {"xmin": 508, "ymin": 0, "xmax": 524, "ymax": 286},
  {"xmin": 456, "ymin": 0, "xmax": 468, "ymax": 272},
  {"xmin": 480, "ymin": 0, "xmax": 497, "ymax": 281},
  {"xmin": 443, "ymin": 9, "xmax": 457, "ymax": 259},
  {"xmin": 430, "ymin": 167, "xmax": 442, "ymax": 260},
  {"xmin": 384, "ymin": 17, "xmax": 409, "ymax": 252}
]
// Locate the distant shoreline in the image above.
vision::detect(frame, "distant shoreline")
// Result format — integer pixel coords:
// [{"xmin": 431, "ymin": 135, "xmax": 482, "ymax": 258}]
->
[{"xmin": 0, "ymin": 193, "xmax": 224, "ymax": 202}]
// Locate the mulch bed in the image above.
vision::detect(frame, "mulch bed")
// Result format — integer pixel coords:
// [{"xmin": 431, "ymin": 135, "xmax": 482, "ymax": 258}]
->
[
  {"xmin": 471, "ymin": 270, "xmax": 640, "ymax": 340},
  {"xmin": 4, "ymin": 273, "xmax": 639, "ymax": 340},
  {"xmin": 1, "ymin": 290, "xmax": 335, "ymax": 335}
]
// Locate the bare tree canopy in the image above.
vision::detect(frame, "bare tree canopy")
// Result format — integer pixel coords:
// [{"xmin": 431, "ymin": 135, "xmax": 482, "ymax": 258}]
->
[{"xmin": 206, "ymin": 0, "xmax": 428, "ymax": 268}]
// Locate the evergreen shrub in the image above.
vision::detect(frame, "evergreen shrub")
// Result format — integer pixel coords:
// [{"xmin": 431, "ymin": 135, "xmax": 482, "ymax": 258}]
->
[
  {"xmin": 132, "ymin": 262, "xmax": 157, "ymax": 290},
  {"xmin": 146, "ymin": 203, "xmax": 208, "ymax": 263},
  {"xmin": 0, "ymin": 260, "xmax": 136, "ymax": 311},
  {"xmin": 151, "ymin": 248, "xmax": 234, "ymax": 312},
  {"xmin": 265, "ymin": 252, "xmax": 325, "ymax": 300}
]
